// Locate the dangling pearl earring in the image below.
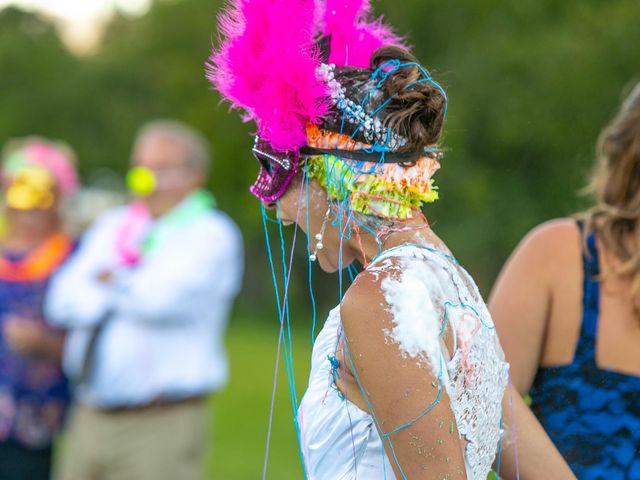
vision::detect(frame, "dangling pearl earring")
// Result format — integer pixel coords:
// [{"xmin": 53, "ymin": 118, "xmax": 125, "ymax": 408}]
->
[{"xmin": 310, "ymin": 205, "xmax": 331, "ymax": 262}]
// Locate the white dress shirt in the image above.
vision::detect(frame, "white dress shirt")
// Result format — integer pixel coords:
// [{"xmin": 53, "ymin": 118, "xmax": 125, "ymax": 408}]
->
[{"xmin": 45, "ymin": 202, "xmax": 243, "ymax": 408}]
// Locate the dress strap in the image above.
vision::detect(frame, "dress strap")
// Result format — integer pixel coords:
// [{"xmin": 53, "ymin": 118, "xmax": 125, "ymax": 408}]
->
[
  {"xmin": 575, "ymin": 221, "xmax": 600, "ymax": 362},
  {"xmin": 367, "ymin": 243, "xmax": 457, "ymax": 270},
  {"xmin": 367, "ymin": 244, "xmax": 416, "ymax": 268}
]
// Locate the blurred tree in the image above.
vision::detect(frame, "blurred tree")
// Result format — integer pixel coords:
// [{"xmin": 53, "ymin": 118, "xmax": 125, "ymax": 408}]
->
[
  {"xmin": 1, "ymin": 0, "xmax": 639, "ymax": 308},
  {"xmin": 382, "ymin": 0, "xmax": 640, "ymax": 288},
  {"xmin": 0, "ymin": 8, "xmax": 81, "ymax": 155}
]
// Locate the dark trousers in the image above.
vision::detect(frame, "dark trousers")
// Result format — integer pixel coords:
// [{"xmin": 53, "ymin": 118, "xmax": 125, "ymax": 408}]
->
[{"xmin": 0, "ymin": 440, "xmax": 52, "ymax": 480}]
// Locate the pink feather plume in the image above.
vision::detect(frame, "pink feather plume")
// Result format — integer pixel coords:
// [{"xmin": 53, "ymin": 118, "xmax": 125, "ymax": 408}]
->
[
  {"xmin": 322, "ymin": 0, "xmax": 406, "ymax": 68},
  {"xmin": 207, "ymin": 0, "xmax": 329, "ymax": 152}
]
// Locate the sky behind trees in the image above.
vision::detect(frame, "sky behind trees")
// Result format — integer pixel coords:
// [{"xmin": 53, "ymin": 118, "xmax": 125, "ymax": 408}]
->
[{"xmin": 0, "ymin": 0, "xmax": 150, "ymax": 51}]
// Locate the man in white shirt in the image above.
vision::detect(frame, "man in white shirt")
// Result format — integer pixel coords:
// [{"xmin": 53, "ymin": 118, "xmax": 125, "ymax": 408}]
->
[{"xmin": 46, "ymin": 120, "xmax": 243, "ymax": 480}]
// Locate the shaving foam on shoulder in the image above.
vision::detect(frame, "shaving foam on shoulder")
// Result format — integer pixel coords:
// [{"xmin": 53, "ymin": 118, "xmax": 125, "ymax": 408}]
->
[{"xmin": 381, "ymin": 258, "xmax": 445, "ymax": 370}]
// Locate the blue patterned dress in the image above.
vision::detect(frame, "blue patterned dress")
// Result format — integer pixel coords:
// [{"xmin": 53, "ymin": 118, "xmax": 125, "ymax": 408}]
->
[
  {"xmin": 0, "ymin": 234, "xmax": 72, "ymax": 451},
  {"xmin": 529, "ymin": 229, "xmax": 640, "ymax": 479}
]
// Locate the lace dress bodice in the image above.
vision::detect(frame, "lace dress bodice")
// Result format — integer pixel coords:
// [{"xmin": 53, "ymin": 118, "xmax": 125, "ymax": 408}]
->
[{"xmin": 298, "ymin": 245, "xmax": 509, "ymax": 479}]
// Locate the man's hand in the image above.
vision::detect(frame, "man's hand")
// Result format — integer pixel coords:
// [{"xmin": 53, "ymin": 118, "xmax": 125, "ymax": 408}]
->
[{"xmin": 96, "ymin": 270, "xmax": 114, "ymax": 284}]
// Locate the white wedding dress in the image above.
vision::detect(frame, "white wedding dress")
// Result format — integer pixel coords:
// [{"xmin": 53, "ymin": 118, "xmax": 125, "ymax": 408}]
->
[{"xmin": 298, "ymin": 245, "xmax": 509, "ymax": 479}]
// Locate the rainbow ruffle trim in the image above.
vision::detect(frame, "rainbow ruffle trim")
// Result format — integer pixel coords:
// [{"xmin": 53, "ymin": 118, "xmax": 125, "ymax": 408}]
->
[{"xmin": 306, "ymin": 154, "xmax": 440, "ymax": 220}]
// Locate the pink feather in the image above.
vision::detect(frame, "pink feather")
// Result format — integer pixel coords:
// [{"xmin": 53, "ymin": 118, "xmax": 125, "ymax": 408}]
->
[
  {"xmin": 322, "ymin": 0, "xmax": 406, "ymax": 68},
  {"xmin": 207, "ymin": 0, "xmax": 329, "ymax": 152}
]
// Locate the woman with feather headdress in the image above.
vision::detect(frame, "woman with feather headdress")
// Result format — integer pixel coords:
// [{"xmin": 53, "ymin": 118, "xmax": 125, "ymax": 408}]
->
[{"xmin": 207, "ymin": 0, "xmax": 575, "ymax": 478}]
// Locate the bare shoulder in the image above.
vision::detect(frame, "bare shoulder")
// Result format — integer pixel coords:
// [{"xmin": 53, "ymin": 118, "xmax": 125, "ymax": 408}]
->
[
  {"xmin": 491, "ymin": 217, "xmax": 582, "ymax": 309},
  {"xmin": 522, "ymin": 218, "xmax": 580, "ymax": 251},
  {"xmin": 510, "ymin": 218, "xmax": 581, "ymax": 273},
  {"xmin": 339, "ymin": 254, "xmax": 450, "ymax": 390},
  {"xmin": 341, "ymin": 253, "xmax": 452, "ymax": 357},
  {"xmin": 526, "ymin": 218, "xmax": 581, "ymax": 247},
  {"xmin": 340, "ymin": 257, "xmax": 404, "ymax": 330}
]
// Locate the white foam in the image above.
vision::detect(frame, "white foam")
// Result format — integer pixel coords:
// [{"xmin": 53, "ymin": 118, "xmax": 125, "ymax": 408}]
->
[{"xmin": 381, "ymin": 258, "xmax": 444, "ymax": 371}]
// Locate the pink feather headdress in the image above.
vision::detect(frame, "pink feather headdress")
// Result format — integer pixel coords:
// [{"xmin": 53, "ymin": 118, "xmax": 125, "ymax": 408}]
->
[
  {"xmin": 207, "ymin": 0, "xmax": 326, "ymax": 153},
  {"xmin": 207, "ymin": 0, "xmax": 404, "ymax": 153},
  {"xmin": 321, "ymin": 0, "xmax": 406, "ymax": 68}
]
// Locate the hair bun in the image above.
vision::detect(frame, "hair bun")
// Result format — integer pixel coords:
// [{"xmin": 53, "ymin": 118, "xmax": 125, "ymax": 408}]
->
[{"xmin": 370, "ymin": 46, "xmax": 446, "ymax": 149}]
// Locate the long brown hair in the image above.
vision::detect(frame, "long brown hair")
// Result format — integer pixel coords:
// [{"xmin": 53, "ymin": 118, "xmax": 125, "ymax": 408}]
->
[{"xmin": 582, "ymin": 82, "xmax": 640, "ymax": 298}]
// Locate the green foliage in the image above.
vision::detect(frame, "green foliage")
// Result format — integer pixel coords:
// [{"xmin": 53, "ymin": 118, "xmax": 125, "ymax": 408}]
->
[
  {"xmin": 397, "ymin": 0, "xmax": 640, "ymax": 289},
  {"xmin": 0, "ymin": 8, "xmax": 82, "ymax": 155},
  {"xmin": 2, "ymin": 0, "xmax": 639, "ymax": 301}
]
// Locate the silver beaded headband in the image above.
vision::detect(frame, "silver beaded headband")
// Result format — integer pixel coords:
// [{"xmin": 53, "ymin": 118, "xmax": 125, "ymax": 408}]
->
[{"xmin": 316, "ymin": 63, "xmax": 408, "ymax": 152}]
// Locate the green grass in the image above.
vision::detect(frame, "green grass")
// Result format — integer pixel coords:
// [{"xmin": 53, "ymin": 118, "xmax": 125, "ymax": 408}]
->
[{"xmin": 206, "ymin": 315, "xmax": 311, "ymax": 479}]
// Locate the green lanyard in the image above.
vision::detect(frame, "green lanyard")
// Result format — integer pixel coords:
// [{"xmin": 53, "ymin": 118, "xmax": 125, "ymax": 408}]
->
[{"xmin": 141, "ymin": 189, "xmax": 216, "ymax": 256}]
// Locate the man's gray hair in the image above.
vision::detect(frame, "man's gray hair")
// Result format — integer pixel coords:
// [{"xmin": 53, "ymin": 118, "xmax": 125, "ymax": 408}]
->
[{"xmin": 136, "ymin": 119, "xmax": 211, "ymax": 175}]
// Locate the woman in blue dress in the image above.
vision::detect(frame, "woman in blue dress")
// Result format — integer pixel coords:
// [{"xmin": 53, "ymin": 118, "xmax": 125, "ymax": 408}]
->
[{"xmin": 490, "ymin": 83, "xmax": 640, "ymax": 479}]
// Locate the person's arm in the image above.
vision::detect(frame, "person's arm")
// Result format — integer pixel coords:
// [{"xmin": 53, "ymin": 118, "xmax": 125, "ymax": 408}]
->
[
  {"xmin": 341, "ymin": 265, "xmax": 467, "ymax": 479},
  {"xmin": 3, "ymin": 315, "xmax": 65, "ymax": 362},
  {"xmin": 45, "ymin": 211, "xmax": 123, "ymax": 329},
  {"xmin": 498, "ymin": 387, "xmax": 576, "ymax": 479},
  {"xmin": 113, "ymin": 217, "xmax": 243, "ymax": 325},
  {"xmin": 489, "ymin": 219, "xmax": 580, "ymax": 478},
  {"xmin": 488, "ymin": 219, "xmax": 579, "ymax": 394}
]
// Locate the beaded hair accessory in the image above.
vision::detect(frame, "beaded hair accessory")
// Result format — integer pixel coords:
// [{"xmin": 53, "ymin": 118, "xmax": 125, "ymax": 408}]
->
[{"xmin": 316, "ymin": 63, "xmax": 408, "ymax": 151}]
